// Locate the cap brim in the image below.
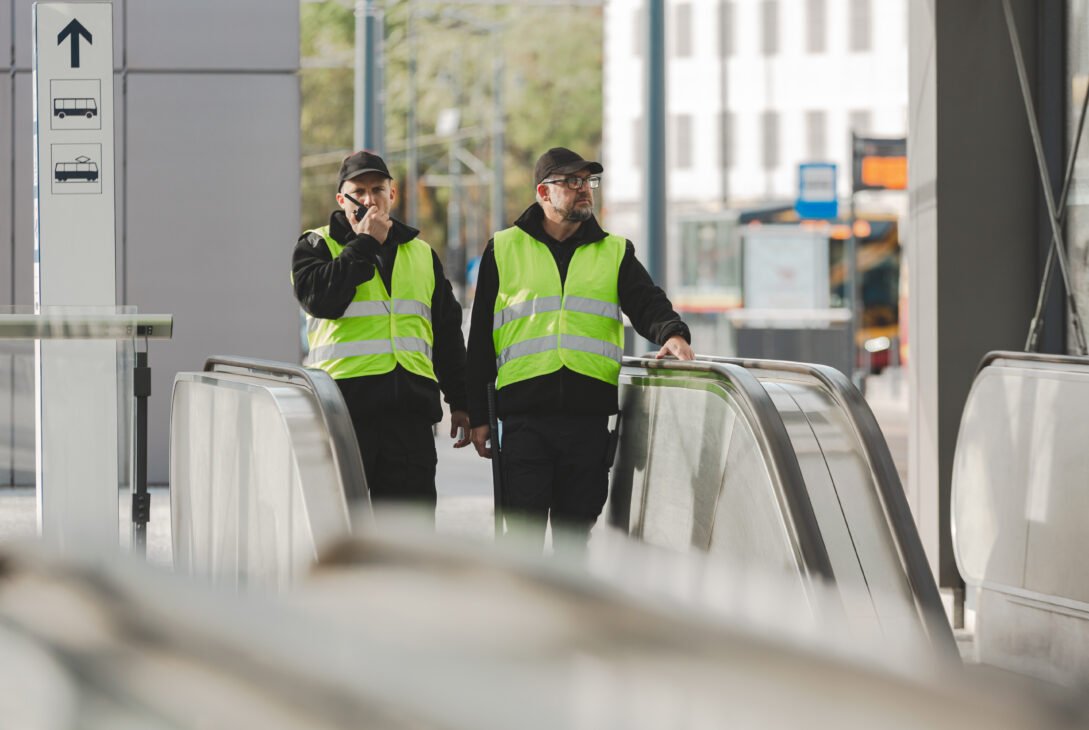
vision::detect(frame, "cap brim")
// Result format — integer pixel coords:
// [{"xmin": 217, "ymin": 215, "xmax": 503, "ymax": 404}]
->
[
  {"xmin": 342, "ymin": 168, "xmax": 393, "ymax": 182},
  {"xmin": 539, "ymin": 161, "xmax": 603, "ymax": 183},
  {"xmin": 553, "ymin": 160, "xmax": 603, "ymax": 176}
]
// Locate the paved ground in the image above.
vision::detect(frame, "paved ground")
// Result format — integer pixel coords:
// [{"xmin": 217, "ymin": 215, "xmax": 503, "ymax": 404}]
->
[
  {"xmin": 0, "ymin": 369, "xmax": 909, "ymax": 566},
  {"xmin": 864, "ymin": 367, "xmax": 910, "ymax": 487}
]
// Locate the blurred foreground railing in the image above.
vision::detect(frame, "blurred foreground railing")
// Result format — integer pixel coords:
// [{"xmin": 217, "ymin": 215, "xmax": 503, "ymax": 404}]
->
[{"xmin": 0, "ymin": 530, "xmax": 1081, "ymax": 730}]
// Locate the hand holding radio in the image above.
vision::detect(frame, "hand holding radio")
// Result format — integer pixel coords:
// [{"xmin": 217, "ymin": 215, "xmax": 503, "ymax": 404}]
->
[{"xmin": 342, "ymin": 191, "xmax": 392, "ymax": 244}]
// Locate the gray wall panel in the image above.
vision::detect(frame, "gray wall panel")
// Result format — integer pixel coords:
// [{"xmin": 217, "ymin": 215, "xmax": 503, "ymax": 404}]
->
[
  {"xmin": 126, "ymin": 72, "xmax": 300, "ymax": 484},
  {"xmin": 114, "ymin": 72, "xmax": 124, "ymax": 303},
  {"xmin": 13, "ymin": 0, "xmax": 28, "ymax": 68},
  {"xmin": 10, "ymin": 71, "xmax": 32, "ymax": 486},
  {"xmin": 2, "ymin": 0, "xmax": 11, "ymax": 69},
  {"xmin": 14, "ymin": 0, "xmax": 125, "ymax": 70},
  {"xmin": 2, "ymin": 69, "xmax": 11, "ymax": 485},
  {"xmin": 13, "ymin": 70, "xmax": 31, "ymax": 306},
  {"xmin": 2, "ymin": 72, "xmax": 11, "ymax": 305},
  {"xmin": 126, "ymin": 0, "xmax": 298, "ymax": 71}
]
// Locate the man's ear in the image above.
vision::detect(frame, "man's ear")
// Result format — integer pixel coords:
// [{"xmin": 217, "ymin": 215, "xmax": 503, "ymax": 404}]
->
[
  {"xmin": 536, "ymin": 183, "xmax": 550, "ymax": 203},
  {"xmin": 389, "ymin": 184, "xmax": 397, "ymax": 205}
]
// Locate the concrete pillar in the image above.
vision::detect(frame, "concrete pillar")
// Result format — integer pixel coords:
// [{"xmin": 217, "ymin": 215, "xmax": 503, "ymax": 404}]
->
[{"xmin": 907, "ymin": 0, "xmax": 1047, "ymax": 587}]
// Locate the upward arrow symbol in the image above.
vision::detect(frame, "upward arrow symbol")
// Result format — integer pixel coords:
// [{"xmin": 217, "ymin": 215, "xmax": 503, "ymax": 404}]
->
[{"xmin": 57, "ymin": 19, "xmax": 92, "ymax": 68}]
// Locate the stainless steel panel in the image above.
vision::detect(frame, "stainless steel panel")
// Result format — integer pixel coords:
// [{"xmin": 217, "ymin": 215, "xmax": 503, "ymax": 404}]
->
[
  {"xmin": 171, "ymin": 372, "xmax": 352, "ymax": 588},
  {"xmin": 952, "ymin": 366, "xmax": 1043, "ymax": 589},
  {"xmin": 639, "ymin": 386, "xmax": 728, "ymax": 550},
  {"xmin": 607, "ymin": 381, "xmax": 654, "ymax": 532},
  {"xmin": 14, "ymin": 0, "xmax": 125, "ymax": 70},
  {"xmin": 611, "ymin": 375, "xmax": 801, "ymax": 577},
  {"xmin": 125, "ymin": 72, "xmax": 300, "ymax": 484},
  {"xmin": 710, "ymin": 391, "xmax": 800, "ymax": 574},
  {"xmin": 701, "ymin": 356, "xmax": 952, "ymax": 649},
  {"xmin": 764, "ymin": 378, "xmax": 920, "ymax": 637},
  {"xmin": 953, "ymin": 354, "xmax": 1089, "ymax": 683},
  {"xmin": 975, "ymin": 587, "xmax": 1089, "ymax": 687},
  {"xmin": 125, "ymin": 0, "xmax": 298, "ymax": 71},
  {"xmin": 954, "ymin": 359, "xmax": 1089, "ymax": 602}
]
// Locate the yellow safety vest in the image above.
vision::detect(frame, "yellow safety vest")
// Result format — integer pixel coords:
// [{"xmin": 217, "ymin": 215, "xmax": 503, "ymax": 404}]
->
[
  {"xmin": 303, "ymin": 227, "xmax": 437, "ymax": 381},
  {"xmin": 492, "ymin": 226, "xmax": 625, "ymax": 389}
]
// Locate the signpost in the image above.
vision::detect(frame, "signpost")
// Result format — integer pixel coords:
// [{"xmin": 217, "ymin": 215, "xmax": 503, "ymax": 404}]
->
[
  {"xmin": 852, "ymin": 135, "xmax": 908, "ymax": 192},
  {"xmin": 795, "ymin": 163, "xmax": 838, "ymax": 220},
  {"xmin": 848, "ymin": 133, "xmax": 907, "ymax": 385},
  {"xmin": 33, "ymin": 3, "xmax": 118, "ymax": 551}
]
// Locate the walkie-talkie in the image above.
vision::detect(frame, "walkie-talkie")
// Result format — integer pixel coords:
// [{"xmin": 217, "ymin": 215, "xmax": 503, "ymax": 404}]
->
[{"xmin": 342, "ymin": 192, "xmax": 369, "ymax": 222}]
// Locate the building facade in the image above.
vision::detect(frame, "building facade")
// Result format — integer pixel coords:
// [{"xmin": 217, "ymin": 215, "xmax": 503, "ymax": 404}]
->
[{"xmin": 602, "ymin": 0, "xmax": 908, "ymax": 296}]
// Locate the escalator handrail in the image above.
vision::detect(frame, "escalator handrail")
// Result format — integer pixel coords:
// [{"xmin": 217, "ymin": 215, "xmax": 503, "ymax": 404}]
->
[
  {"xmin": 697, "ymin": 355, "xmax": 955, "ymax": 649},
  {"xmin": 202, "ymin": 355, "xmax": 368, "ymax": 503},
  {"xmin": 622, "ymin": 356, "xmax": 836, "ymax": 584},
  {"xmin": 977, "ymin": 349, "xmax": 1089, "ymax": 373}
]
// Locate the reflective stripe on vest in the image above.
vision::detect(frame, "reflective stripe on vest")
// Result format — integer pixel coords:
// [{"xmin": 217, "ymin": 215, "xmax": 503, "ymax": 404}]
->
[
  {"xmin": 303, "ymin": 226, "xmax": 437, "ymax": 381},
  {"xmin": 305, "ymin": 299, "xmax": 433, "ymax": 332},
  {"xmin": 492, "ymin": 226, "xmax": 625, "ymax": 389}
]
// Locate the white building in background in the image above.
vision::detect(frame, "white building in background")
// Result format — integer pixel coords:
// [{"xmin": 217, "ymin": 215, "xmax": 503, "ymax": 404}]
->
[{"xmin": 602, "ymin": 0, "xmax": 908, "ymax": 306}]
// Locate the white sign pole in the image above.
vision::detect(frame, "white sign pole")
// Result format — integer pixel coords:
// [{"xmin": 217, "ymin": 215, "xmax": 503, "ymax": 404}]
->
[{"xmin": 33, "ymin": 3, "xmax": 118, "ymax": 551}]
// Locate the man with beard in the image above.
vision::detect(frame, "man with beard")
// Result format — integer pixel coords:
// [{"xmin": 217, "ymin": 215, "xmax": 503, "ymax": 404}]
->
[
  {"xmin": 466, "ymin": 147, "xmax": 693, "ymax": 553},
  {"xmin": 293, "ymin": 151, "xmax": 470, "ymax": 521}
]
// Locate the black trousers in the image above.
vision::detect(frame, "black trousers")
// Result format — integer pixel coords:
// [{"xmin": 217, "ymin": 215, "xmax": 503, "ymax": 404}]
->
[
  {"xmin": 499, "ymin": 413, "xmax": 611, "ymax": 552},
  {"xmin": 350, "ymin": 412, "xmax": 437, "ymax": 521}
]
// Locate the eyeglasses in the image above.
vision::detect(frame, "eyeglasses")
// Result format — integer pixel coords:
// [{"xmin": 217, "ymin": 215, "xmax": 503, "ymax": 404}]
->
[{"xmin": 541, "ymin": 175, "xmax": 601, "ymax": 191}]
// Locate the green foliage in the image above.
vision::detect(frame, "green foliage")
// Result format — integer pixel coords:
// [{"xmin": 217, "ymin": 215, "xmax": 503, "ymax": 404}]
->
[{"xmin": 300, "ymin": 1, "xmax": 603, "ymax": 258}]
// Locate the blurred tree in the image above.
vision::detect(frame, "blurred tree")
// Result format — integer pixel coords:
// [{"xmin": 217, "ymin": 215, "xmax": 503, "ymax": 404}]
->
[
  {"xmin": 300, "ymin": 1, "xmax": 603, "ymax": 282},
  {"xmin": 300, "ymin": 1, "xmax": 354, "ymax": 232}
]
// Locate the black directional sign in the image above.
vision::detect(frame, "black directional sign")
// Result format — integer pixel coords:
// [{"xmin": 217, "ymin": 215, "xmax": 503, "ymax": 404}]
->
[{"xmin": 57, "ymin": 19, "xmax": 92, "ymax": 68}]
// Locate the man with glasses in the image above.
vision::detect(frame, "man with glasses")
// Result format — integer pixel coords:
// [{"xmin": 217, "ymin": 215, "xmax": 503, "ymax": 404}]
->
[
  {"xmin": 292, "ymin": 150, "xmax": 471, "ymax": 520},
  {"xmin": 466, "ymin": 146, "xmax": 693, "ymax": 553}
]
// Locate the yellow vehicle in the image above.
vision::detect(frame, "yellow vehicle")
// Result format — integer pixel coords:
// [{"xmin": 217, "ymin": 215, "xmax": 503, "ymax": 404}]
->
[{"xmin": 674, "ymin": 206, "xmax": 901, "ymax": 372}]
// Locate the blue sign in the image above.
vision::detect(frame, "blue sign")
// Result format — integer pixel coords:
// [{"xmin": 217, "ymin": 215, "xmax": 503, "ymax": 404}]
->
[{"xmin": 795, "ymin": 163, "xmax": 838, "ymax": 220}]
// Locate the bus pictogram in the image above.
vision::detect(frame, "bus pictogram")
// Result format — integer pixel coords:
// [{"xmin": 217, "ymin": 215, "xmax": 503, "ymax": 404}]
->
[{"xmin": 53, "ymin": 97, "xmax": 98, "ymax": 119}]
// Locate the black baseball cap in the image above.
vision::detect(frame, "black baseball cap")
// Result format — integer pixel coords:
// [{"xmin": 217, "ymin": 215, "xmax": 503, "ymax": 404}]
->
[
  {"xmin": 338, "ymin": 150, "xmax": 393, "ymax": 189},
  {"xmin": 534, "ymin": 147, "xmax": 603, "ymax": 184}
]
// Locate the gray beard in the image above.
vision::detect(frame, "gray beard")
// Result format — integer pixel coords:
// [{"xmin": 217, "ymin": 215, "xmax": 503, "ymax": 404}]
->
[{"xmin": 561, "ymin": 203, "xmax": 593, "ymax": 222}]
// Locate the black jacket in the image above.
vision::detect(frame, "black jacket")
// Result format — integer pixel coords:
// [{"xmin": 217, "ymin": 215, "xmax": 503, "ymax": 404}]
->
[
  {"xmin": 292, "ymin": 210, "xmax": 468, "ymax": 423},
  {"xmin": 466, "ymin": 204, "xmax": 690, "ymax": 427}
]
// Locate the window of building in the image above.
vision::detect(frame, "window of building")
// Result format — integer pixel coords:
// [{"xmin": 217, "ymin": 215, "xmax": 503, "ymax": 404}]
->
[
  {"xmin": 673, "ymin": 114, "xmax": 693, "ymax": 169},
  {"xmin": 720, "ymin": 111, "xmax": 735, "ymax": 168},
  {"xmin": 719, "ymin": 1, "xmax": 735, "ymax": 57},
  {"xmin": 849, "ymin": 109, "xmax": 872, "ymax": 136},
  {"xmin": 762, "ymin": 111, "xmax": 779, "ymax": 169},
  {"xmin": 674, "ymin": 2, "xmax": 692, "ymax": 58},
  {"xmin": 761, "ymin": 0, "xmax": 779, "ymax": 56},
  {"xmin": 807, "ymin": 0, "xmax": 826, "ymax": 53},
  {"xmin": 849, "ymin": 0, "xmax": 872, "ymax": 52},
  {"xmin": 807, "ymin": 110, "xmax": 827, "ymax": 159}
]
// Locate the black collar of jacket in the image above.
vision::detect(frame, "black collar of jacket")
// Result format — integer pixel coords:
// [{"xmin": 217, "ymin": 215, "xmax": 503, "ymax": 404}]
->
[
  {"xmin": 513, "ymin": 203, "xmax": 608, "ymax": 247},
  {"xmin": 329, "ymin": 209, "xmax": 421, "ymax": 247}
]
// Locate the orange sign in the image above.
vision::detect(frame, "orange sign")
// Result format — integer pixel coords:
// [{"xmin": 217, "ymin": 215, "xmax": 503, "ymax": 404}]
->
[{"xmin": 860, "ymin": 155, "xmax": 907, "ymax": 190}]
